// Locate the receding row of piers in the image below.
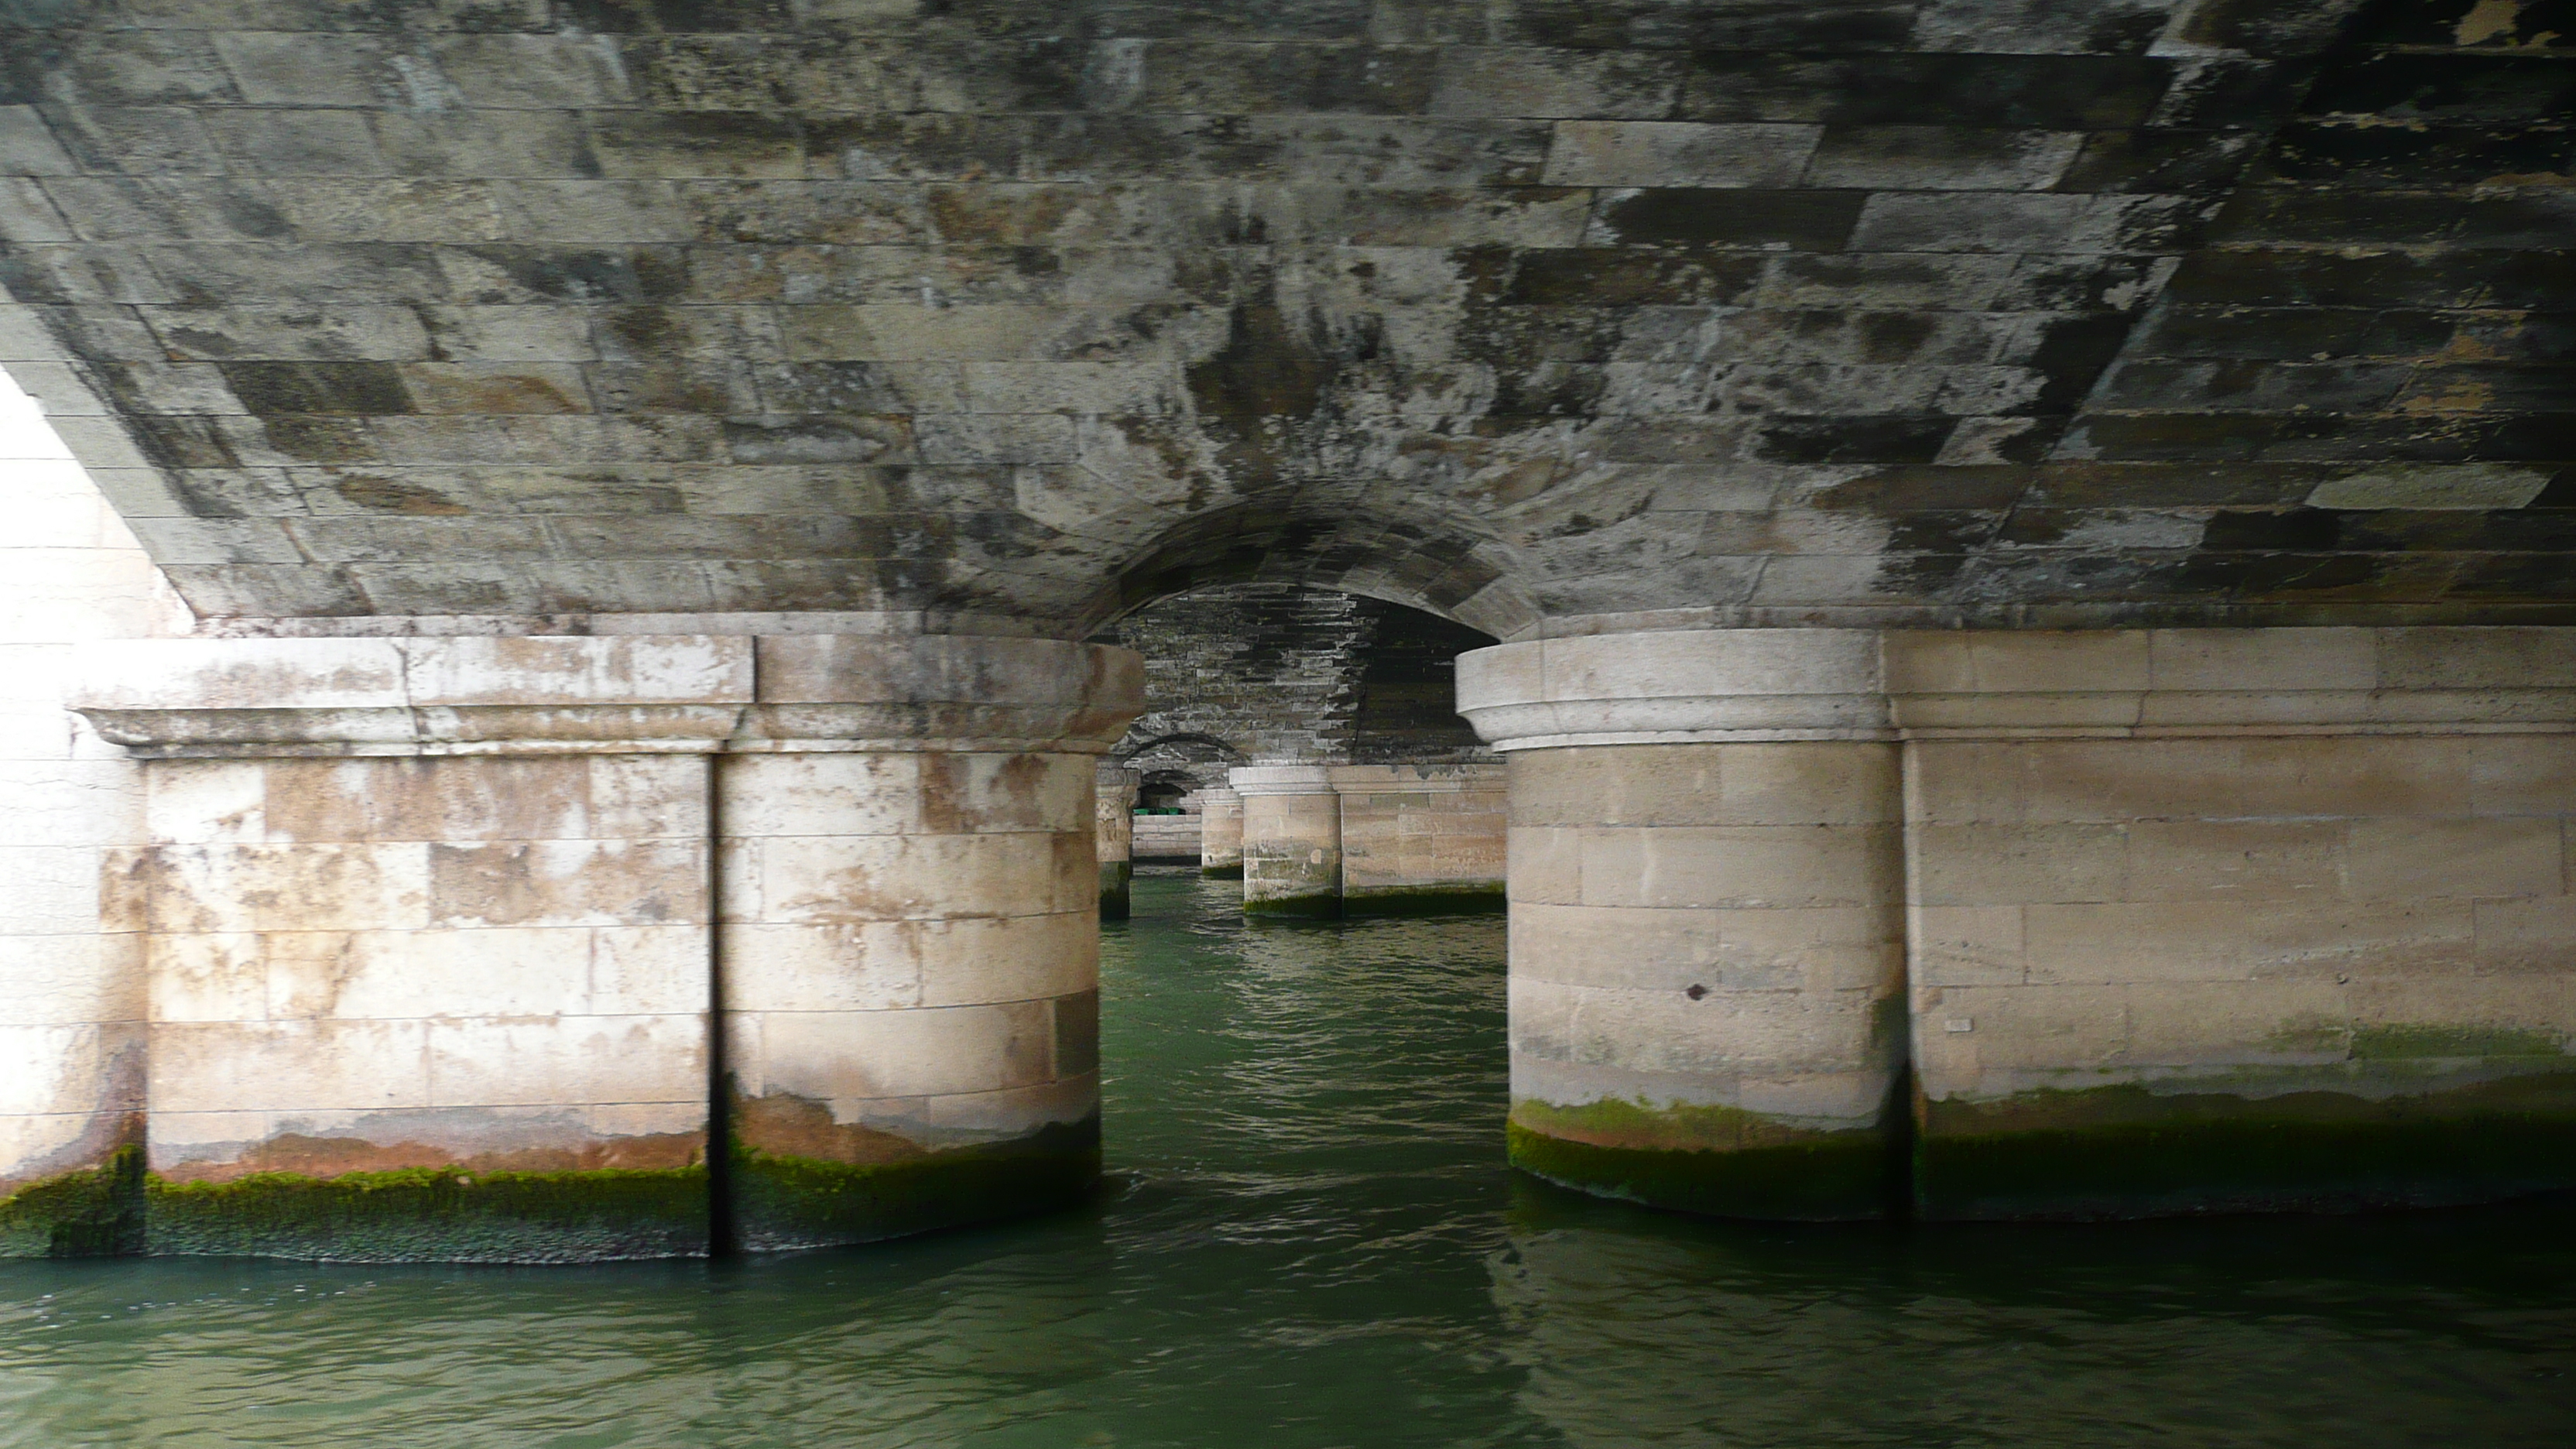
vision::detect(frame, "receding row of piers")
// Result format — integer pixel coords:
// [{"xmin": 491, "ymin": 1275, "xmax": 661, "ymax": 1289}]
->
[
  {"xmin": 5, "ymin": 622, "xmax": 2574, "ymax": 1261},
  {"xmin": 1093, "ymin": 765, "xmax": 1506, "ymax": 921}
]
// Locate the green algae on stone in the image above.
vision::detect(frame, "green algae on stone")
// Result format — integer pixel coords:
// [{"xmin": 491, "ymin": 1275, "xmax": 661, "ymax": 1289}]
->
[
  {"xmin": 1099, "ymin": 860, "xmax": 1133, "ymax": 921},
  {"xmin": 0, "ymin": 1145, "xmax": 145, "ymax": 1259},
  {"xmin": 1340, "ymin": 886, "xmax": 1507, "ymax": 918},
  {"xmin": 1242, "ymin": 892, "xmax": 1341, "ymax": 920},
  {"xmin": 729, "ymin": 1117, "xmax": 1101, "ymax": 1252},
  {"xmin": 1915, "ymin": 1072, "xmax": 2576, "ymax": 1221},
  {"xmin": 1200, "ymin": 862, "xmax": 1245, "ymax": 879},
  {"xmin": 1507, "ymin": 1099, "xmax": 1892, "ymax": 1221},
  {"xmin": 146, "ymin": 1164, "xmax": 710, "ymax": 1262}
]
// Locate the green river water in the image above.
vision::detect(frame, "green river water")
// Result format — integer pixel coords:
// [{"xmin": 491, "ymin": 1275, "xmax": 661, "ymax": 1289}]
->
[{"xmin": 4, "ymin": 868, "xmax": 2574, "ymax": 1446}]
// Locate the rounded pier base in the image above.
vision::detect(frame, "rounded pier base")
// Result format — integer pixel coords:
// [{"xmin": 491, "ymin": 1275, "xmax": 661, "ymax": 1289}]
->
[{"xmin": 1460, "ymin": 631, "xmax": 1909, "ymax": 1223}]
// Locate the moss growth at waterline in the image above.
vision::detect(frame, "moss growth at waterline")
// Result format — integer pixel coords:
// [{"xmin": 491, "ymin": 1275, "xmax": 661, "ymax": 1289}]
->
[
  {"xmin": 146, "ymin": 1164, "xmax": 709, "ymax": 1262},
  {"xmin": 1507, "ymin": 1100, "xmax": 1890, "ymax": 1221},
  {"xmin": 729, "ymin": 1118, "xmax": 1101, "ymax": 1251},
  {"xmin": 0, "ymin": 1146, "xmax": 145, "ymax": 1259},
  {"xmin": 1099, "ymin": 860, "xmax": 1133, "ymax": 922},
  {"xmin": 1242, "ymin": 891, "xmax": 1342, "ymax": 920},
  {"xmin": 1917, "ymin": 1074, "xmax": 2576, "ymax": 1220},
  {"xmin": 1341, "ymin": 886, "xmax": 1507, "ymax": 918},
  {"xmin": 1200, "ymin": 862, "xmax": 1245, "ymax": 879}
]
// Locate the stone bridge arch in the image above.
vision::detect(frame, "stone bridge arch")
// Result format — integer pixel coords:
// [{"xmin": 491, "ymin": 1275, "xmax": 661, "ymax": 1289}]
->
[{"xmin": 2, "ymin": 0, "xmax": 2574, "ymax": 1259}]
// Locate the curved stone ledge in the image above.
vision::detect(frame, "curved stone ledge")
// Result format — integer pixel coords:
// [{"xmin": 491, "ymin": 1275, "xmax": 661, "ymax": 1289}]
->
[
  {"xmin": 1461, "ymin": 626, "xmax": 2576, "ymax": 752},
  {"xmin": 1457, "ymin": 629, "xmax": 1891, "ymax": 750}
]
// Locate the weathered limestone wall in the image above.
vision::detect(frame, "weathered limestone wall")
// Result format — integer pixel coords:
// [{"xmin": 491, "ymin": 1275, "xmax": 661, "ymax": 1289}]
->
[
  {"xmin": 133, "ymin": 751, "xmax": 715, "ymax": 1261},
  {"xmin": 1329, "ymin": 763, "xmax": 1507, "ymax": 913},
  {"xmin": 72, "ymin": 633, "xmax": 745, "ymax": 1260},
  {"xmin": 1198, "ymin": 786, "xmax": 1244, "ymax": 879},
  {"xmin": 1232, "ymin": 765, "xmax": 1345, "ymax": 919},
  {"xmin": 721, "ymin": 748, "xmax": 1099, "ymax": 1249},
  {"xmin": 55, "ymin": 629, "xmax": 1140, "ymax": 1260},
  {"xmin": 1094, "ymin": 764, "xmax": 1139, "ymax": 921},
  {"xmin": 1464, "ymin": 623, "xmax": 2576, "ymax": 1222},
  {"xmin": 0, "ymin": 371, "xmax": 188, "ymax": 1258},
  {"xmin": 705, "ymin": 632, "xmax": 1134, "ymax": 1251},
  {"xmin": 1888, "ymin": 629, "xmax": 2576, "ymax": 1218},
  {"xmin": 1460, "ymin": 632, "xmax": 1908, "ymax": 1219}
]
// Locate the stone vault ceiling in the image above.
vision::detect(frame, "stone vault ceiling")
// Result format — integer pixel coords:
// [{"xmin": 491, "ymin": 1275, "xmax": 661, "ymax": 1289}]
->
[{"xmin": 0, "ymin": 0, "xmax": 2569, "ymax": 638}]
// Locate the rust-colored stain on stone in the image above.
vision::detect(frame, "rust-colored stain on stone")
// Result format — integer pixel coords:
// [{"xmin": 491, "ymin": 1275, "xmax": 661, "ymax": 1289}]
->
[
  {"xmin": 159, "ymin": 1129, "xmax": 707, "ymax": 1185},
  {"xmin": 733, "ymin": 1092, "xmax": 929, "ymax": 1166}
]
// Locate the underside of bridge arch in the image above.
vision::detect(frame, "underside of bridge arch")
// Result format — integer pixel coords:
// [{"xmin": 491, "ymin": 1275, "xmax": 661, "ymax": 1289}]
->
[
  {"xmin": 4, "ymin": 0, "xmax": 2576, "ymax": 1259},
  {"xmin": 2, "ymin": 0, "xmax": 2569, "ymax": 635}
]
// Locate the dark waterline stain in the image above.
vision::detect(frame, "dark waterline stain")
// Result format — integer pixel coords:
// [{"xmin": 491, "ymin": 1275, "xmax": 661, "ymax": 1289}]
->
[{"xmin": 3, "ymin": 870, "xmax": 2573, "ymax": 1446}]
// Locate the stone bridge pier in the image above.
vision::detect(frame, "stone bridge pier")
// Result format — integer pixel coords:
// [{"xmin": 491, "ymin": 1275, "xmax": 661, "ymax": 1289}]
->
[
  {"xmin": 1197, "ymin": 789, "xmax": 1245, "ymax": 880},
  {"xmin": 57, "ymin": 629, "xmax": 1139, "ymax": 1259},
  {"xmin": 1229, "ymin": 762, "xmax": 1509, "ymax": 919},
  {"xmin": 1094, "ymin": 764, "xmax": 1140, "ymax": 922},
  {"xmin": 1461, "ymin": 625, "xmax": 2576, "ymax": 1221}
]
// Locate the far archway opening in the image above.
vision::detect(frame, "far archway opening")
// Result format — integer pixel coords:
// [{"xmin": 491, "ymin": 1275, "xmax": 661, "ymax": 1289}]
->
[{"xmin": 1091, "ymin": 582, "xmax": 1505, "ymax": 920}]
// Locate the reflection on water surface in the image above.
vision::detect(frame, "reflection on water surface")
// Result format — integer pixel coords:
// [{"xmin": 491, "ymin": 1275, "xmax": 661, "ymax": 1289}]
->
[{"xmin": 4, "ymin": 869, "xmax": 2571, "ymax": 1447}]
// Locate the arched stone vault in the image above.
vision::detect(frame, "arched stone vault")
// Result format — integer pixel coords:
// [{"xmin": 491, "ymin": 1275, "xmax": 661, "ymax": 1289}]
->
[
  {"xmin": 6, "ymin": 0, "xmax": 2576, "ymax": 1256},
  {"xmin": 2, "ymin": 0, "xmax": 2567, "ymax": 639}
]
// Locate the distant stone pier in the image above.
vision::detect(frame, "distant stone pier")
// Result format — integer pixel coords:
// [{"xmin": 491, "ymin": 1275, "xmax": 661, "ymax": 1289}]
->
[
  {"xmin": 1095, "ymin": 765, "xmax": 1139, "ymax": 922},
  {"xmin": 1228, "ymin": 764, "xmax": 1509, "ymax": 920}
]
